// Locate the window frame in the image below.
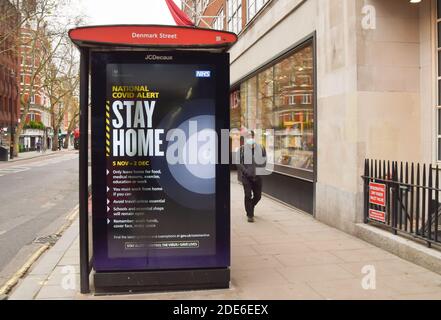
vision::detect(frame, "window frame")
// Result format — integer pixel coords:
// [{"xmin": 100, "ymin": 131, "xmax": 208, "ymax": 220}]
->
[
  {"xmin": 246, "ymin": 0, "xmax": 268, "ymax": 23},
  {"xmin": 212, "ymin": 7, "xmax": 225, "ymax": 31},
  {"xmin": 227, "ymin": 0, "xmax": 242, "ymax": 34}
]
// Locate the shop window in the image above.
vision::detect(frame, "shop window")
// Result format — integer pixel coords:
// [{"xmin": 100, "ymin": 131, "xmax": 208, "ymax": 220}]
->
[
  {"xmin": 247, "ymin": 0, "xmax": 268, "ymax": 22},
  {"xmin": 227, "ymin": 0, "xmax": 242, "ymax": 34},
  {"xmin": 246, "ymin": 77, "xmax": 258, "ymax": 129},
  {"xmin": 233, "ymin": 41, "xmax": 315, "ymax": 177},
  {"xmin": 257, "ymin": 67, "xmax": 274, "ymax": 130},
  {"xmin": 273, "ymin": 45, "xmax": 314, "ymax": 172},
  {"xmin": 230, "ymin": 89, "xmax": 241, "ymax": 152},
  {"xmin": 230, "ymin": 90, "xmax": 241, "ymax": 130}
]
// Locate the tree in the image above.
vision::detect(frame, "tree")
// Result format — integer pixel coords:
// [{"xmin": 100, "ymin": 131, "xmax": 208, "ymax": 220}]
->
[
  {"xmin": 63, "ymin": 97, "xmax": 79, "ymax": 149},
  {"xmin": 0, "ymin": 0, "xmax": 42, "ymax": 56},
  {"xmin": 42, "ymin": 38, "xmax": 79, "ymax": 151},
  {"xmin": 2, "ymin": 0, "xmax": 82, "ymax": 155}
]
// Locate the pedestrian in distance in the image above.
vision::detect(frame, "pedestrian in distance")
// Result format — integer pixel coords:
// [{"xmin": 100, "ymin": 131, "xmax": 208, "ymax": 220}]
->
[{"xmin": 236, "ymin": 130, "xmax": 267, "ymax": 223}]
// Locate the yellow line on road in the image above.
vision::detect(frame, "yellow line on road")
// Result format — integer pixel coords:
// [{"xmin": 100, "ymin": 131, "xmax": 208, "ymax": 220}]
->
[
  {"xmin": 0, "ymin": 244, "xmax": 50, "ymax": 296},
  {"xmin": 0, "ymin": 205, "xmax": 79, "ymax": 297}
]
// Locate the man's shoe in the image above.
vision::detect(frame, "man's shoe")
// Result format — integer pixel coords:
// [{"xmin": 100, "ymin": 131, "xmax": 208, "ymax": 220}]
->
[{"xmin": 247, "ymin": 217, "xmax": 254, "ymax": 223}]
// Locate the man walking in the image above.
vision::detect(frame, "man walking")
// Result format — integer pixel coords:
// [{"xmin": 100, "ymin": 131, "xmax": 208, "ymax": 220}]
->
[{"xmin": 236, "ymin": 130, "xmax": 267, "ymax": 223}]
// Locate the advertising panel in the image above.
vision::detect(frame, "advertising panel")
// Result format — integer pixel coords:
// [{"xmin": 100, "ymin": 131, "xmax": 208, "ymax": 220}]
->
[{"xmin": 91, "ymin": 51, "xmax": 230, "ymax": 272}]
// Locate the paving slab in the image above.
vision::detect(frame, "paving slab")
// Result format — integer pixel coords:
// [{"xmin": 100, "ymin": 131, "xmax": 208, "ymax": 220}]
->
[{"xmin": 9, "ymin": 175, "xmax": 441, "ymax": 300}]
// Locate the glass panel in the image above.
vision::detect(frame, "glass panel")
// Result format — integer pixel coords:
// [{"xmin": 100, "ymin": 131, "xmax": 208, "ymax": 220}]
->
[
  {"xmin": 240, "ymin": 82, "xmax": 248, "ymax": 129},
  {"xmin": 273, "ymin": 44, "xmax": 314, "ymax": 171},
  {"xmin": 246, "ymin": 76, "xmax": 258, "ymax": 130},
  {"xmin": 249, "ymin": 2, "xmax": 256, "ymax": 20},
  {"xmin": 257, "ymin": 67, "xmax": 274, "ymax": 131},
  {"xmin": 439, "ymin": 138, "xmax": 441, "ymax": 162},
  {"xmin": 438, "ymin": 22, "xmax": 441, "ymax": 48},
  {"xmin": 230, "ymin": 90, "xmax": 241, "ymax": 130},
  {"xmin": 439, "ymin": 109, "xmax": 441, "ymax": 136},
  {"xmin": 438, "ymin": 0, "xmax": 441, "ymax": 20},
  {"xmin": 230, "ymin": 90, "xmax": 242, "ymax": 152},
  {"xmin": 439, "ymin": 50, "xmax": 441, "ymax": 78},
  {"xmin": 233, "ymin": 42, "xmax": 315, "ymax": 175},
  {"xmin": 439, "ymin": 80, "xmax": 441, "ymax": 106},
  {"xmin": 257, "ymin": 67, "xmax": 275, "ymax": 164},
  {"xmin": 238, "ymin": 4, "xmax": 242, "ymax": 33}
]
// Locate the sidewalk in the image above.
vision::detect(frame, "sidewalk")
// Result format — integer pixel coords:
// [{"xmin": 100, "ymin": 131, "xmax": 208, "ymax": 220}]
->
[
  {"xmin": 0, "ymin": 149, "xmax": 77, "ymax": 166},
  {"xmin": 9, "ymin": 176, "xmax": 441, "ymax": 300},
  {"xmin": 2, "ymin": 150, "xmax": 56, "ymax": 164}
]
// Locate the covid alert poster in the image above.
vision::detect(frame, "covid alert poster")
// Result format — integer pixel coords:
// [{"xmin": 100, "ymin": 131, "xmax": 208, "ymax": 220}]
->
[{"xmin": 91, "ymin": 51, "xmax": 230, "ymax": 272}]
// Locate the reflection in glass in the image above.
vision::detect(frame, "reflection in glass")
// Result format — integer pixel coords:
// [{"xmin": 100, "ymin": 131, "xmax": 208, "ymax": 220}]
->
[{"xmin": 230, "ymin": 42, "xmax": 315, "ymax": 173}]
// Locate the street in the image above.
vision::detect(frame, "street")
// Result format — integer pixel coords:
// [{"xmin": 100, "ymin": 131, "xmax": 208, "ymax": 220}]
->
[{"xmin": 0, "ymin": 151, "xmax": 79, "ymax": 288}]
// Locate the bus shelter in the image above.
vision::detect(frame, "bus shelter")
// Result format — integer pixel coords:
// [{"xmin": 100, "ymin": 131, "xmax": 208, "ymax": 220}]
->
[{"xmin": 69, "ymin": 24, "xmax": 237, "ymax": 294}]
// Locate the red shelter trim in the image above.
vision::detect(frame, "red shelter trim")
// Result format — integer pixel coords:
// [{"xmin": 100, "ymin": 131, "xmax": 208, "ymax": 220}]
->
[{"xmin": 68, "ymin": 25, "xmax": 237, "ymax": 49}]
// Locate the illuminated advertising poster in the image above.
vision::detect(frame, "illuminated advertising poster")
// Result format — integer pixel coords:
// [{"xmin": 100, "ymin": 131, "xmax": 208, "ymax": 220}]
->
[{"xmin": 91, "ymin": 51, "xmax": 230, "ymax": 271}]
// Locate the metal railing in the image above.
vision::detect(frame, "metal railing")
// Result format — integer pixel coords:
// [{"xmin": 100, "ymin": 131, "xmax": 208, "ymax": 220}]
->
[{"xmin": 362, "ymin": 159, "xmax": 441, "ymax": 249}]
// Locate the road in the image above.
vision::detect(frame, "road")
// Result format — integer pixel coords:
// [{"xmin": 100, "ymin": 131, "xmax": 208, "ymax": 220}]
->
[{"xmin": 0, "ymin": 150, "xmax": 79, "ymax": 288}]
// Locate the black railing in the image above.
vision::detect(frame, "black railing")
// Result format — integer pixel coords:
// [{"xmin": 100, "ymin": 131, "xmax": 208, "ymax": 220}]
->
[{"xmin": 362, "ymin": 159, "xmax": 441, "ymax": 249}]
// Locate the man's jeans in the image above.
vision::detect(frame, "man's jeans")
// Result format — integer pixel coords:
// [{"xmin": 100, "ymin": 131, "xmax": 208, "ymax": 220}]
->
[{"xmin": 242, "ymin": 175, "xmax": 262, "ymax": 218}]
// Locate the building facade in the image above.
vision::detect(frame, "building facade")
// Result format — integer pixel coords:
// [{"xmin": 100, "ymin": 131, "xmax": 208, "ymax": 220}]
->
[
  {"xmin": 0, "ymin": 0, "xmax": 20, "ymax": 152},
  {"xmin": 185, "ymin": 0, "xmax": 438, "ymax": 238},
  {"xmin": 19, "ymin": 22, "xmax": 52, "ymax": 151}
]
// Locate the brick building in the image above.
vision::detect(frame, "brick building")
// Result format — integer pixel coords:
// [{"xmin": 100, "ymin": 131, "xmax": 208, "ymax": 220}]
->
[
  {"xmin": 0, "ymin": 0, "xmax": 20, "ymax": 153},
  {"xmin": 19, "ymin": 21, "xmax": 52, "ymax": 151}
]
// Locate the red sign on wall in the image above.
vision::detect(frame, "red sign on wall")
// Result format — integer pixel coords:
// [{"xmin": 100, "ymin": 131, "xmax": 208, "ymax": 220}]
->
[
  {"xmin": 369, "ymin": 209, "xmax": 386, "ymax": 223},
  {"xmin": 369, "ymin": 182, "xmax": 386, "ymax": 207}
]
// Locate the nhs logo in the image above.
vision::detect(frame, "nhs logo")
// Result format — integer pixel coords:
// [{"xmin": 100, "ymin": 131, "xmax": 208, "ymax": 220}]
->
[{"xmin": 196, "ymin": 70, "xmax": 211, "ymax": 78}]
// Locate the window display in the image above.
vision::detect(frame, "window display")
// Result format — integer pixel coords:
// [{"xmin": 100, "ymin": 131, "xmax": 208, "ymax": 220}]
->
[
  {"xmin": 230, "ymin": 89, "xmax": 241, "ymax": 152},
  {"xmin": 231, "ymin": 42, "xmax": 315, "ymax": 176},
  {"xmin": 273, "ymin": 45, "xmax": 314, "ymax": 171}
]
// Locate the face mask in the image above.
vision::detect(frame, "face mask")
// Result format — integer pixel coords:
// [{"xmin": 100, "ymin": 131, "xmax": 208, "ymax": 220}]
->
[{"xmin": 246, "ymin": 139, "xmax": 255, "ymax": 146}]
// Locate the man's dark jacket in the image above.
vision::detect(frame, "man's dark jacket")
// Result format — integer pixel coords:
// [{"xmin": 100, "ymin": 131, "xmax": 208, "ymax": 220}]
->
[{"xmin": 236, "ymin": 143, "xmax": 267, "ymax": 180}]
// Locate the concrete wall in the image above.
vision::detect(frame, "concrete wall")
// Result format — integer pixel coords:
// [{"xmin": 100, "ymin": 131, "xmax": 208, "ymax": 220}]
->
[
  {"xmin": 356, "ymin": 0, "xmax": 421, "ymax": 162},
  {"xmin": 315, "ymin": 0, "xmax": 360, "ymax": 233},
  {"xmin": 420, "ymin": 0, "xmax": 437, "ymax": 163},
  {"xmin": 316, "ymin": 0, "xmax": 424, "ymax": 233}
]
